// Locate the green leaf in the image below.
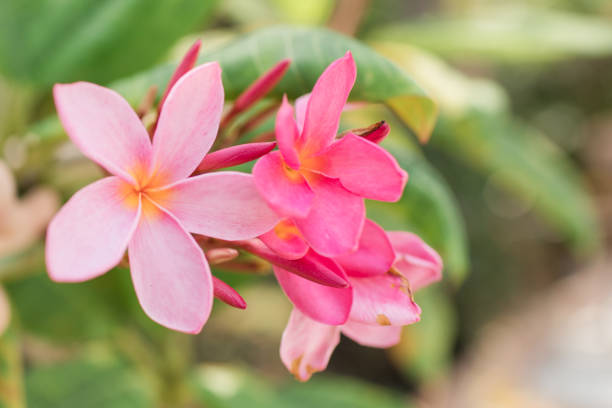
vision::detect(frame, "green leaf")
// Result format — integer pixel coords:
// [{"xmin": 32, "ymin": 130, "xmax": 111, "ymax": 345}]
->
[
  {"xmin": 366, "ymin": 5, "xmax": 612, "ymax": 64},
  {"xmin": 25, "ymin": 356, "xmax": 153, "ymax": 408},
  {"xmin": 0, "ymin": 0, "xmax": 219, "ymax": 85},
  {"xmin": 0, "ymin": 327, "xmax": 25, "ymax": 408}
]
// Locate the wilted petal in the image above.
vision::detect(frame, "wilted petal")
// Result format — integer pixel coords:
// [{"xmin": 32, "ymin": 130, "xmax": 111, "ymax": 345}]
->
[
  {"xmin": 253, "ymin": 151, "xmax": 314, "ymax": 218},
  {"xmin": 159, "ymin": 172, "xmax": 279, "ymax": 241},
  {"xmin": 335, "ymin": 219, "xmax": 394, "ymax": 278},
  {"xmin": 276, "ymin": 95, "xmax": 300, "ymax": 169},
  {"xmin": 128, "ymin": 200, "xmax": 213, "ymax": 333},
  {"xmin": 213, "ymin": 276, "xmax": 246, "ymax": 309},
  {"xmin": 260, "ymin": 219, "xmax": 308, "ymax": 260},
  {"xmin": 53, "ymin": 83, "xmax": 152, "ymax": 185},
  {"xmin": 341, "ymin": 321, "xmax": 402, "ymax": 348},
  {"xmin": 349, "ymin": 273, "xmax": 421, "ymax": 326},
  {"xmin": 281, "ymin": 308, "xmax": 340, "ymax": 381},
  {"xmin": 299, "ymin": 52, "xmax": 356, "ymax": 155},
  {"xmin": 312, "ymin": 134, "xmax": 407, "ymax": 202},
  {"xmin": 158, "ymin": 40, "xmax": 202, "ymax": 114},
  {"xmin": 195, "ymin": 142, "xmax": 276, "ymax": 173},
  {"xmin": 46, "ymin": 177, "xmax": 141, "ymax": 282},
  {"xmin": 387, "ymin": 231, "xmax": 443, "ymax": 291},
  {"xmin": 152, "ymin": 63, "xmax": 224, "ymax": 184},
  {"xmin": 294, "ymin": 173, "xmax": 364, "ymax": 257},
  {"xmin": 274, "ymin": 253, "xmax": 352, "ymax": 325}
]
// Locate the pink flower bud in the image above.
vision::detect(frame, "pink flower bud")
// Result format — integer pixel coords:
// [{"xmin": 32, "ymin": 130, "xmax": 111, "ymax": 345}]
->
[{"xmin": 213, "ymin": 276, "xmax": 246, "ymax": 309}]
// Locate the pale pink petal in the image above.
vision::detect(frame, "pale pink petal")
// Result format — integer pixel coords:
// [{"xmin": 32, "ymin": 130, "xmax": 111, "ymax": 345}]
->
[
  {"xmin": 46, "ymin": 177, "xmax": 141, "ymax": 282},
  {"xmin": 299, "ymin": 52, "xmax": 356, "ymax": 156},
  {"xmin": 158, "ymin": 40, "xmax": 202, "ymax": 115},
  {"xmin": 294, "ymin": 173, "xmax": 364, "ymax": 257},
  {"xmin": 128, "ymin": 200, "xmax": 213, "ymax": 333},
  {"xmin": 276, "ymin": 95, "xmax": 300, "ymax": 169},
  {"xmin": 274, "ymin": 255, "xmax": 352, "ymax": 325},
  {"xmin": 53, "ymin": 83, "xmax": 152, "ymax": 185},
  {"xmin": 152, "ymin": 63, "xmax": 224, "ymax": 184},
  {"xmin": 194, "ymin": 142, "xmax": 276, "ymax": 174},
  {"xmin": 233, "ymin": 59, "xmax": 290, "ymax": 113},
  {"xmin": 294, "ymin": 93, "xmax": 310, "ymax": 133},
  {"xmin": 240, "ymin": 240, "xmax": 347, "ymax": 288},
  {"xmin": 349, "ymin": 274, "xmax": 421, "ymax": 326},
  {"xmin": 387, "ymin": 231, "xmax": 443, "ymax": 291},
  {"xmin": 281, "ymin": 308, "xmax": 340, "ymax": 381},
  {"xmin": 311, "ymin": 134, "xmax": 407, "ymax": 202},
  {"xmin": 213, "ymin": 276, "xmax": 246, "ymax": 309},
  {"xmin": 260, "ymin": 219, "xmax": 308, "ymax": 260},
  {"xmin": 341, "ymin": 321, "xmax": 402, "ymax": 348},
  {"xmin": 334, "ymin": 219, "xmax": 394, "ymax": 278},
  {"xmin": 253, "ymin": 151, "xmax": 314, "ymax": 218},
  {"xmin": 158, "ymin": 172, "xmax": 279, "ymax": 241},
  {"xmin": 0, "ymin": 286, "xmax": 10, "ymax": 335}
]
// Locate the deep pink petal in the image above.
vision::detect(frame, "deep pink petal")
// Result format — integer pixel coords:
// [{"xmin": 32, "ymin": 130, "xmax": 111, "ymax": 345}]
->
[
  {"xmin": 334, "ymin": 219, "xmax": 394, "ymax": 278},
  {"xmin": 0, "ymin": 286, "xmax": 10, "ymax": 335},
  {"xmin": 46, "ymin": 177, "xmax": 141, "ymax": 282},
  {"xmin": 341, "ymin": 321, "xmax": 402, "ymax": 348},
  {"xmin": 53, "ymin": 83, "xmax": 152, "ymax": 185},
  {"xmin": 274, "ymin": 254, "xmax": 352, "ymax": 325},
  {"xmin": 299, "ymin": 52, "xmax": 356, "ymax": 156},
  {"xmin": 311, "ymin": 134, "xmax": 408, "ymax": 202},
  {"xmin": 253, "ymin": 151, "xmax": 314, "ymax": 218},
  {"xmin": 294, "ymin": 173, "xmax": 364, "ymax": 257},
  {"xmin": 349, "ymin": 273, "xmax": 421, "ymax": 326},
  {"xmin": 152, "ymin": 62, "xmax": 224, "ymax": 184},
  {"xmin": 159, "ymin": 172, "xmax": 279, "ymax": 241},
  {"xmin": 194, "ymin": 142, "xmax": 276, "ymax": 173},
  {"xmin": 294, "ymin": 93, "xmax": 309, "ymax": 133},
  {"xmin": 213, "ymin": 276, "xmax": 246, "ymax": 309},
  {"xmin": 280, "ymin": 308, "xmax": 340, "ymax": 381},
  {"xmin": 276, "ymin": 95, "xmax": 300, "ymax": 169},
  {"xmin": 260, "ymin": 219, "xmax": 308, "ymax": 260},
  {"xmin": 158, "ymin": 40, "xmax": 201, "ymax": 115},
  {"xmin": 387, "ymin": 231, "xmax": 443, "ymax": 291},
  {"xmin": 233, "ymin": 59, "xmax": 290, "ymax": 113},
  {"xmin": 240, "ymin": 240, "xmax": 348, "ymax": 288},
  {"xmin": 128, "ymin": 200, "xmax": 213, "ymax": 333}
]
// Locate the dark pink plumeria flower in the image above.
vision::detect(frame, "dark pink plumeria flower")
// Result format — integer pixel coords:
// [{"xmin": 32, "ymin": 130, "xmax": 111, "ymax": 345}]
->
[
  {"xmin": 278, "ymin": 226, "xmax": 442, "ymax": 381},
  {"xmin": 46, "ymin": 62, "xmax": 279, "ymax": 334},
  {"xmin": 253, "ymin": 52, "xmax": 408, "ymax": 257}
]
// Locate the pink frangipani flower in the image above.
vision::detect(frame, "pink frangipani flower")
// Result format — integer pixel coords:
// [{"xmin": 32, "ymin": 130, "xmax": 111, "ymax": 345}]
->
[
  {"xmin": 253, "ymin": 52, "xmax": 408, "ymax": 257},
  {"xmin": 46, "ymin": 62, "xmax": 279, "ymax": 334},
  {"xmin": 279, "ymin": 226, "xmax": 443, "ymax": 381}
]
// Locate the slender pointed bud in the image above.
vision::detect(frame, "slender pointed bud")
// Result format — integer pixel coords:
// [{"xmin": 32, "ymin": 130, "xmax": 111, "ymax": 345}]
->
[
  {"xmin": 221, "ymin": 59, "xmax": 290, "ymax": 127},
  {"xmin": 213, "ymin": 276, "xmax": 247, "ymax": 309},
  {"xmin": 343, "ymin": 121, "xmax": 389, "ymax": 144},
  {"xmin": 206, "ymin": 248, "xmax": 240, "ymax": 265},
  {"xmin": 158, "ymin": 39, "xmax": 202, "ymax": 115},
  {"xmin": 194, "ymin": 142, "xmax": 276, "ymax": 174}
]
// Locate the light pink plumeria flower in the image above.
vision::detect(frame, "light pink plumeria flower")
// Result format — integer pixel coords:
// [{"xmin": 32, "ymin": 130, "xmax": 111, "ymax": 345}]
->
[
  {"xmin": 279, "ymin": 227, "xmax": 442, "ymax": 381},
  {"xmin": 253, "ymin": 52, "xmax": 408, "ymax": 257},
  {"xmin": 46, "ymin": 62, "xmax": 279, "ymax": 334}
]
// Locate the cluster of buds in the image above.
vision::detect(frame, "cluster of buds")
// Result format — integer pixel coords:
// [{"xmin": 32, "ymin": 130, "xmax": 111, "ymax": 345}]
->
[{"xmin": 45, "ymin": 41, "xmax": 442, "ymax": 380}]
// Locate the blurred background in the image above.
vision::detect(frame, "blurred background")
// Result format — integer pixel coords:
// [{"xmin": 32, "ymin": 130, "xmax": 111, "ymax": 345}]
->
[{"xmin": 1, "ymin": 0, "xmax": 612, "ymax": 407}]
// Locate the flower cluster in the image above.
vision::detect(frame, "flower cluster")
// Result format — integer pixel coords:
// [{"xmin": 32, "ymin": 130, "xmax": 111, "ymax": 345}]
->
[{"xmin": 45, "ymin": 42, "xmax": 442, "ymax": 380}]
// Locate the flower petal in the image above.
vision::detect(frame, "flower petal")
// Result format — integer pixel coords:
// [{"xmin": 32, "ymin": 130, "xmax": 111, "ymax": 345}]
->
[
  {"xmin": 158, "ymin": 40, "xmax": 202, "ymax": 115},
  {"xmin": 159, "ymin": 172, "xmax": 279, "ymax": 241},
  {"xmin": 152, "ymin": 62, "xmax": 224, "ymax": 184},
  {"xmin": 46, "ymin": 177, "xmax": 141, "ymax": 282},
  {"xmin": 274, "ymin": 254, "xmax": 352, "ymax": 325},
  {"xmin": 260, "ymin": 219, "xmax": 308, "ymax": 260},
  {"xmin": 253, "ymin": 151, "xmax": 314, "ymax": 218},
  {"xmin": 128, "ymin": 200, "xmax": 213, "ymax": 333},
  {"xmin": 387, "ymin": 231, "xmax": 443, "ymax": 291},
  {"xmin": 213, "ymin": 276, "xmax": 246, "ymax": 309},
  {"xmin": 294, "ymin": 93, "xmax": 310, "ymax": 133},
  {"xmin": 341, "ymin": 321, "xmax": 402, "ymax": 348},
  {"xmin": 349, "ymin": 273, "xmax": 421, "ymax": 326},
  {"xmin": 334, "ymin": 219, "xmax": 394, "ymax": 278},
  {"xmin": 276, "ymin": 95, "xmax": 300, "ymax": 169},
  {"xmin": 312, "ymin": 134, "xmax": 407, "ymax": 202},
  {"xmin": 194, "ymin": 142, "xmax": 276, "ymax": 174},
  {"xmin": 53, "ymin": 83, "xmax": 152, "ymax": 185},
  {"xmin": 294, "ymin": 173, "xmax": 364, "ymax": 257},
  {"xmin": 299, "ymin": 52, "xmax": 356, "ymax": 155},
  {"xmin": 280, "ymin": 308, "xmax": 340, "ymax": 381}
]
